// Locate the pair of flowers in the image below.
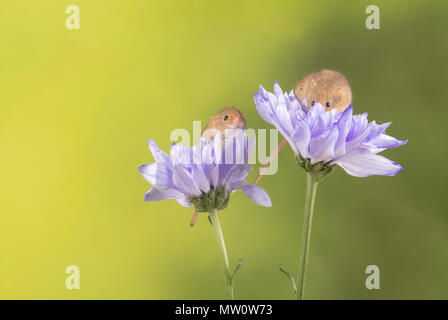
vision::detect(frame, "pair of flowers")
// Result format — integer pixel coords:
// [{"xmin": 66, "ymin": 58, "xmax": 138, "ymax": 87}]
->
[{"xmin": 139, "ymin": 81, "xmax": 406, "ymax": 299}]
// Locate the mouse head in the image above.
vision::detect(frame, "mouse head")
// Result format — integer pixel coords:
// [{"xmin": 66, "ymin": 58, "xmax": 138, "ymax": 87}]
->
[
  {"xmin": 208, "ymin": 107, "xmax": 246, "ymax": 131},
  {"xmin": 295, "ymin": 69, "xmax": 352, "ymax": 112}
]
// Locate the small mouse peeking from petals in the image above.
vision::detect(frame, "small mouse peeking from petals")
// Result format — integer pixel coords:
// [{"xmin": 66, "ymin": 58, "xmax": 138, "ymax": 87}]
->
[
  {"xmin": 138, "ymin": 131, "xmax": 271, "ymax": 299},
  {"xmin": 201, "ymin": 107, "xmax": 247, "ymax": 145},
  {"xmin": 295, "ymin": 69, "xmax": 352, "ymax": 112},
  {"xmin": 254, "ymin": 79, "xmax": 406, "ymax": 299},
  {"xmin": 254, "ymin": 69, "xmax": 352, "ymax": 184},
  {"xmin": 190, "ymin": 107, "xmax": 248, "ymax": 227}
]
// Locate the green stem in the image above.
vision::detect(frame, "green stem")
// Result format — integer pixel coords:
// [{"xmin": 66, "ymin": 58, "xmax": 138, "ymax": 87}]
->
[
  {"xmin": 296, "ymin": 172, "xmax": 319, "ymax": 300},
  {"xmin": 209, "ymin": 209, "xmax": 234, "ymax": 300}
]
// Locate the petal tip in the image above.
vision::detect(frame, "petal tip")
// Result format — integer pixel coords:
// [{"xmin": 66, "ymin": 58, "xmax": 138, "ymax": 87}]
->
[
  {"xmin": 392, "ymin": 163, "xmax": 404, "ymax": 175},
  {"xmin": 138, "ymin": 164, "xmax": 147, "ymax": 174}
]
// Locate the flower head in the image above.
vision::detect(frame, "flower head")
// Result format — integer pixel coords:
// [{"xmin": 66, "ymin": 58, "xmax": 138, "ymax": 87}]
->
[
  {"xmin": 254, "ymin": 82, "xmax": 407, "ymax": 178},
  {"xmin": 139, "ymin": 131, "xmax": 272, "ymax": 211}
]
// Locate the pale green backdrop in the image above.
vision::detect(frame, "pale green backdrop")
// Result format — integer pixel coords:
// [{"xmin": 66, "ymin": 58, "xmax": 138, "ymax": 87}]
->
[{"xmin": 0, "ymin": 0, "xmax": 447, "ymax": 299}]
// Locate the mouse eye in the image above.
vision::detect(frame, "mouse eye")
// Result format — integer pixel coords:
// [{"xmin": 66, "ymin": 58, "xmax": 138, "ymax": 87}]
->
[
  {"xmin": 223, "ymin": 115, "xmax": 229, "ymax": 121},
  {"xmin": 311, "ymin": 100, "xmax": 315, "ymax": 106},
  {"xmin": 325, "ymin": 102, "xmax": 330, "ymax": 108}
]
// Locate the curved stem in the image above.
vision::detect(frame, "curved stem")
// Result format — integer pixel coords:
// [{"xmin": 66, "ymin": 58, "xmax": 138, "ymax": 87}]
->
[
  {"xmin": 253, "ymin": 138, "xmax": 288, "ymax": 185},
  {"xmin": 209, "ymin": 209, "xmax": 234, "ymax": 300},
  {"xmin": 190, "ymin": 211, "xmax": 199, "ymax": 227},
  {"xmin": 296, "ymin": 172, "xmax": 319, "ymax": 300}
]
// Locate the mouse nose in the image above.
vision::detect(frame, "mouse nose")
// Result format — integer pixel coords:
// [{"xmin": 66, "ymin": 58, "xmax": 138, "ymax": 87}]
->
[{"xmin": 232, "ymin": 114, "xmax": 245, "ymax": 129}]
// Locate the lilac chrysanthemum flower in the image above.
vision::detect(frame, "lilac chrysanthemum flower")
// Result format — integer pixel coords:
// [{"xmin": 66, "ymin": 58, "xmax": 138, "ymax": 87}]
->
[
  {"xmin": 254, "ymin": 82, "xmax": 407, "ymax": 178},
  {"xmin": 139, "ymin": 131, "xmax": 272, "ymax": 211},
  {"xmin": 139, "ymin": 131, "xmax": 270, "ymax": 299},
  {"xmin": 254, "ymin": 81, "xmax": 407, "ymax": 299}
]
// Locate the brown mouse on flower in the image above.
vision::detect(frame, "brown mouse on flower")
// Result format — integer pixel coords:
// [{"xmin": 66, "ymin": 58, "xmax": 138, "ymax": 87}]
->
[
  {"xmin": 190, "ymin": 107, "xmax": 247, "ymax": 227},
  {"xmin": 254, "ymin": 70, "xmax": 353, "ymax": 185},
  {"xmin": 201, "ymin": 107, "xmax": 247, "ymax": 144},
  {"xmin": 294, "ymin": 69, "xmax": 352, "ymax": 112}
]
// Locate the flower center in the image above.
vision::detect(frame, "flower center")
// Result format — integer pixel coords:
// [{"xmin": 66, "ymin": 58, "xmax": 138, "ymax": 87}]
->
[
  {"xmin": 296, "ymin": 154, "xmax": 336, "ymax": 182},
  {"xmin": 189, "ymin": 186, "xmax": 230, "ymax": 213}
]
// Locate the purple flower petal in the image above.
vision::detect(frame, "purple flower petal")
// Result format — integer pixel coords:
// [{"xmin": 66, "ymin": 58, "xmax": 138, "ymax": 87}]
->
[
  {"xmin": 254, "ymin": 92, "xmax": 275, "ymax": 125},
  {"xmin": 241, "ymin": 183, "xmax": 272, "ymax": 207},
  {"xmin": 172, "ymin": 164, "xmax": 201, "ymax": 196},
  {"xmin": 138, "ymin": 163, "xmax": 172, "ymax": 188},
  {"xmin": 308, "ymin": 125, "xmax": 338, "ymax": 164},
  {"xmin": 334, "ymin": 106, "xmax": 353, "ymax": 157},
  {"xmin": 291, "ymin": 120, "xmax": 310, "ymax": 157},
  {"xmin": 176, "ymin": 197, "xmax": 192, "ymax": 207},
  {"xmin": 213, "ymin": 131, "xmax": 223, "ymax": 163},
  {"xmin": 276, "ymin": 103, "xmax": 295, "ymax": 137},
  {"xmin": 144, "ymin": 187, "xmax": 183, "ymax": 201},
  {"xmin": 191, "ymin": 166, "xmax": 211, "ymax": 193},
  {"xmin": 334, "ymin": 147, "xmax": 404, "ymax": 177},
  {"xmin": 274, "ymin": 80, "xmax": 283, "ymax": 96},
  {"xmin": 368, "ymin": 134, "xmax": 408, "ymax": 150},
  {"xmin": 148, "ymin": 140, "xmax": 171, "ymax": 165},
  {"xmin": 210, "ymin": 165, "xmax": 220, "ymax": 188},
  {"xmin": 139, "ymin": 163, "xmax": 157, "ymax": 185},
  {"xmin": 170, "ymin": 143, "xmax": 192, "ymax": 165},
  {"xmin": 226, "ymin": 166, "xmax": 252, "ymax": 191}
]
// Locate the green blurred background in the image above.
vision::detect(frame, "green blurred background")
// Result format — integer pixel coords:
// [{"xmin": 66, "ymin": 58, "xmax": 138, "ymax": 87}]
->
[{"xmin": 0, "ymin": 0, "xmax": 447, "ymax": 299}]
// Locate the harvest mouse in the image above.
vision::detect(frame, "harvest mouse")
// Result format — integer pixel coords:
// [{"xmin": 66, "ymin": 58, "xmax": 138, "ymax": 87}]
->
[
  {"xmin": 201, "ymin": 107, "xmax": 247, "ymax": 144},
  {"xmin": 294, "ymin": 69, "xmax": 352, "ymax": 112},
  {"xmin": 254, "ymin": 70, "xmax": 352, "ymax": 185},
  {"xmin": 190, "ymin": 107, "xmax": 247, "ymax": 227}
]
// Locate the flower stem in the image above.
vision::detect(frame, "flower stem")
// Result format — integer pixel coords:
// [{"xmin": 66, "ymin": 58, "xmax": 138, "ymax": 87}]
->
[
  {"xmin": 209, "ymin": 209, "xmax": 234, "ymax": 300},
  {"xmin": 296, "ymin": 172, "xmax": 319, "ymax": 300},
  {"xmin": 253, "ymin": 138, "xmax": 288, "ymax": 185}
]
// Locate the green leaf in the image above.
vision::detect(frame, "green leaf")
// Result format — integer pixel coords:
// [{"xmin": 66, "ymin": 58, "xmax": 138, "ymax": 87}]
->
[
  {"xmin": 230, "ymin": 259, "xmax": 243, "ymax": 284},
  {"xmin": 279, "ymin": 264, "xmax": 297, "ymax": 296}
]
